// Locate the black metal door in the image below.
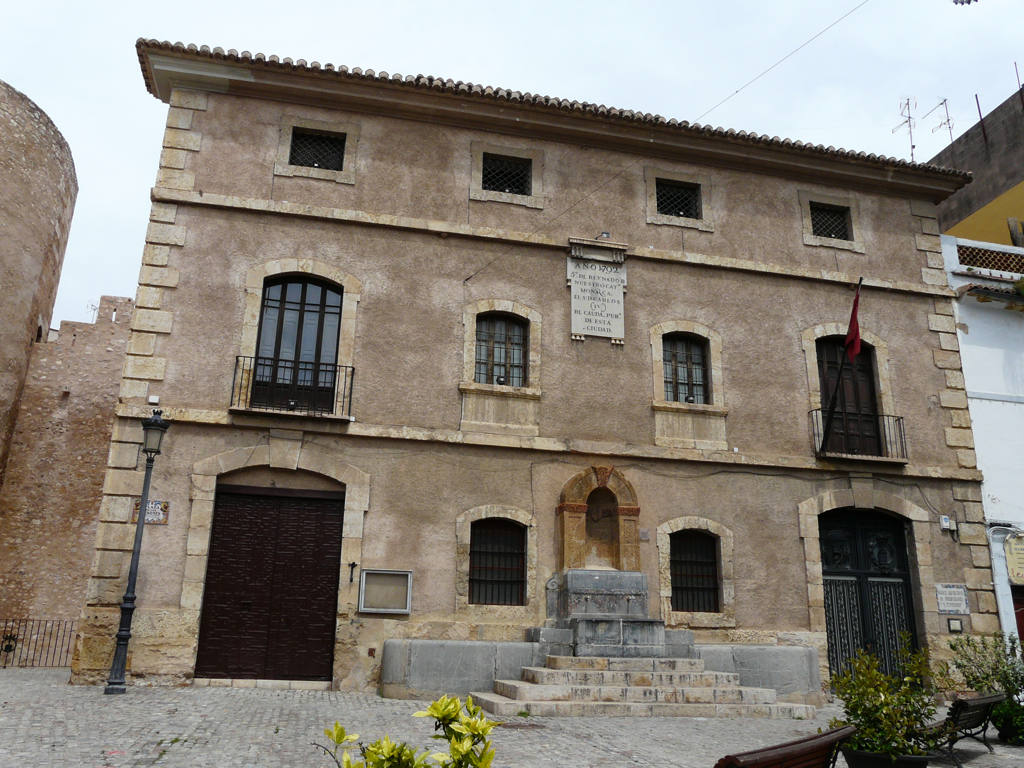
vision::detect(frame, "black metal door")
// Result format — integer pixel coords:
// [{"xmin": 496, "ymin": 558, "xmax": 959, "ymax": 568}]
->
[
  {"xmin": 817, "ymin": 338, "xmax": 880, "ymax": 455},
  {"xmin": 195, "ymin": 486, "xmax": 343, "ymax": 680},
  {"xmin": 820, "ymin": 508, "xmax": 917, "ymax": 677}
]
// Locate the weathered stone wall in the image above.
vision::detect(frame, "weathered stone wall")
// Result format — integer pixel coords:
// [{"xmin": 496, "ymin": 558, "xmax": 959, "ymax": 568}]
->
[
  {"xmin": 0, "ymin": 296, "xmax": 132, "ymax": 619},
  {"xmin": 0, "ymin": 79, "xmax": 77, "ymax": 482}
]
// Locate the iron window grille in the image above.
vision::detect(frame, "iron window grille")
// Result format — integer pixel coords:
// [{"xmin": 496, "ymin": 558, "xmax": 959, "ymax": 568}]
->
[
  {"xmin": 469, "ymin": 518, "xmax": 526, "ymax": 606},
  {"xmin": 669, "ymin": 530, "xmax": 720, "ymax": 612},
  {"xmin": 475, "ymin": 314, "xmax": 527, "ymax": 387},
  {"xmin": 481, "ymin": 153, "xmax": 532, "ymax": 196},
  {"xmin": 289, "ymin": 129, "xmax": 346, "ymax": 171},
  {"xmin": 809, "ymin": 202, "xmax": 852, "ymax": 241},
  {"xmin": 655, "ymin": 179, "xmax": 702, "ymax": 219},
  {"xmin": 662, "ymin": 333, "xmax": 710, "ymax": 404}
]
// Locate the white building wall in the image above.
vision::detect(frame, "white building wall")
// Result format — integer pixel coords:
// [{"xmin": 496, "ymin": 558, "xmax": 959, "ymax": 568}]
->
[{"xmin": 943, "ymin": 235, "xmax": 1024, "ymax": 638}]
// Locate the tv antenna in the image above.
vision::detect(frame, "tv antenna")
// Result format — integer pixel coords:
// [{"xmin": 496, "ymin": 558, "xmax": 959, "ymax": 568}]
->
[
  {"xmin": 922, "ymin": 98, "xmax": 954, "ymax": 146},
  {"xmin": 892, "ymin": 97, "xmax": 917, "ymax": 161}
]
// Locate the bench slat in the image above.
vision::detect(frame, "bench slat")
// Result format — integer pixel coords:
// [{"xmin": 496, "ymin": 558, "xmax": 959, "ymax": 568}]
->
[{"xmin": 713, "ymin": 725, "xmax": 856, "ymax": 768}]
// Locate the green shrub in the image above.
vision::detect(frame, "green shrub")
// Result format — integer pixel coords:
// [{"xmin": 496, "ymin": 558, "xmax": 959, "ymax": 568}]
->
[
  {"xmin": 941, "ymin": 633, "xmax": 1024, "ymax": 700},
  {"xmin": 828, "ymin": 643, "xmax": 938, "ymax": 757},
  {"xmin": 314, "ymin": 694, "xmax": 497, "ymax": 768}
]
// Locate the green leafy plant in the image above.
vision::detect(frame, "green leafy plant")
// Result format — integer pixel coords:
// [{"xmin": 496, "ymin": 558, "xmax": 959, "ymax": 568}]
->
[
  {"xmin": 314, "ymin": 694, "xmax": 496, "ymax": 768},
  {"xmin": 940, "ymin": 633, "xmax": 1024, "ymax": 744},
  {"xmin": 828, "ymin": 642, "xmax": 938, "ymax": 757},
  {"xmin": 940, "ymin": 632, "xmax": 1024, "ymax": 699}
]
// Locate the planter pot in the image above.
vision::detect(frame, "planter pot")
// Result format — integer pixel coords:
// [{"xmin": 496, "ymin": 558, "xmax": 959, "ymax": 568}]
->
[{"xmin": 841, "ymin": 748, "xmax": 929, "ymax": 768}]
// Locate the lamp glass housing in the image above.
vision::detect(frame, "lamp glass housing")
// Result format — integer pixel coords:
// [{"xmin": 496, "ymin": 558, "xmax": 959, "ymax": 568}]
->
[{"xmin": 140, "ymin": 410, "xmax": 169, "ymax": 456}]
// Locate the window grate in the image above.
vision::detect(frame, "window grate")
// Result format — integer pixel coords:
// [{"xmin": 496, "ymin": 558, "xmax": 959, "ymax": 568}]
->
[
  {"xmin": 289, "ymin": 130, "xmax": 346, "ymax": 171},
  {"xmin": 957, "ymin": 245, "xmax": 1024, "ymax": 275},
  {"xmin": 475, "ymin": 314, "xmax": 527, "ymax": 387},
  {"xmin": 656, "ymin": 179, "xmax": 701, "ymax": 219},
  {"xmin": 469, "ymin": 519, "xmax": 526, "ymax": 605},
  {"xmin": 663, "ymin": 334, "xmax": 709, "ymax": 404},
  {"xmin": 670, "ymin": 531, "xmax": 719, "ymax": 612},
  {"xmin": 481, "ymin": 153, "xmax": 532, "ymax": 196},
  {"xmin": 810, "ymin": 203, "xmax": 852, "ymax": 240}
]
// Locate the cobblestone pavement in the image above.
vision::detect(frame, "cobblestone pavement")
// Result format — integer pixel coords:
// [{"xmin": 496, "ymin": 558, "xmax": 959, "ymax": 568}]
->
[{"xmin": 2, "ymin": 669, "xmax": 1023, "ymax": 768}]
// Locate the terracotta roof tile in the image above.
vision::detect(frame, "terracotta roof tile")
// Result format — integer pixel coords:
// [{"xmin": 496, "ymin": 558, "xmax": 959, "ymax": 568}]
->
[{"xmin": 136, "ymin": 39, "xmax": 970, "ymax": 182}]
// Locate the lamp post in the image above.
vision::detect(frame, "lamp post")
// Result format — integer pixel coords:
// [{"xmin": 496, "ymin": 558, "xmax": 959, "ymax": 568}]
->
[{"xmin": 105, "ymin": 409, "xmax": 169, "ymax": 694}]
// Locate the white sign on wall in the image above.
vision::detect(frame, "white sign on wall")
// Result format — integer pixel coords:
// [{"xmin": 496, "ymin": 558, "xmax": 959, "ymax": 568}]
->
[
  {"xmin": 567, "ymin": 257, "xmax": 627, "ymax": 341},
  {"xmin": 935, "ymin": 583, "xmax": 970, "ymax": 615}
]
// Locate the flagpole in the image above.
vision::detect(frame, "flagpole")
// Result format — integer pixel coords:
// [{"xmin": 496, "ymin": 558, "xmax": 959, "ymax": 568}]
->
[{"xmin": 819, "ymin": 278, "xmax": 863, "ymax": 453}]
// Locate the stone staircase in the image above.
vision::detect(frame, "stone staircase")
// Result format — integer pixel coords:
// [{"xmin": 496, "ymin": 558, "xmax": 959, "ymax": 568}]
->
[{"xmin": 471, "ymin": 655, "xmax": 817, "ymax": 719}]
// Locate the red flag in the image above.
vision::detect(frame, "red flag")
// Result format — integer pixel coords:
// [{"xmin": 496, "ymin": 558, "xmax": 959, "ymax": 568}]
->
[{"xmin": 844, "ymin": 280, "xmax": 862, "ymax": 364}]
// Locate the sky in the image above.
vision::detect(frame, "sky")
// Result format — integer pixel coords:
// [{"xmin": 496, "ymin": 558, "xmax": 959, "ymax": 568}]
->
[{"xmin": 1, "ymin": 0, "xmax": 1020, "ymax": 325}]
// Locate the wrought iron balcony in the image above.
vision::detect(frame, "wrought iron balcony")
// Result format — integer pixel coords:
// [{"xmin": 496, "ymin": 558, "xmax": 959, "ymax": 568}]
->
[
  {"xmin": 231, "ymin": 356, "xmax": 353, "ymax": 418},
  {"xmin": 809, "ymin": 409, "xmax": 907, "ymax": 461}
]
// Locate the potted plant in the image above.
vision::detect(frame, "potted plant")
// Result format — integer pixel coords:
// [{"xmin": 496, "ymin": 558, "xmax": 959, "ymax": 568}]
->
[{"xmin": 829, "ymin": 642, "xmax": 938, "ymax": 768}]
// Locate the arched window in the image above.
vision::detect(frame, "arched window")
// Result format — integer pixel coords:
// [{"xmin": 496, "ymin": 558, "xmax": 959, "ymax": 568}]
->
[
  {"xmin": 474, "ymin": 313, "xmax": 528, "ymax": 387},
  {"xmin": 815, "ymin": 336, "xmax": 880, "ymax": 456},
  {"xmin": 662, "ymin": 333, "xmax": 710, "ymax": 404},
  {"xmin": 669, "ymin": 530, "xmax": 720, "ymax": 612},
  {"xmin": 252, "ymin": 276, "xmax": 342, "ymax": 414},
  {"xmin": 469, "ymin": 518, "xmax": 526, "ymax": 605}
]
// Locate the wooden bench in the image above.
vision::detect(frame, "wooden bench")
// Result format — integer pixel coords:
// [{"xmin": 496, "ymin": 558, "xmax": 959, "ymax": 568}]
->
[
  {"xmin": 924, "ymin": 691, "xmax": 1006, "ymax": 768},
  {"xmin": 713, "ymin": 725, "xmax": 856, "ymax": 768}
]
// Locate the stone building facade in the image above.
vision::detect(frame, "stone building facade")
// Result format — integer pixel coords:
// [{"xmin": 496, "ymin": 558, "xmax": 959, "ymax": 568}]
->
[
  {"xmin": 0, "ymin": 79, "xmax": 78, "ymax": 483},
  {"xmin": 72, "ymin": 39, "xmax": 996, "ymax": 692},
  {"xmin": 0, "ymin": 296, "xmax": 133, "ymax": 619}
]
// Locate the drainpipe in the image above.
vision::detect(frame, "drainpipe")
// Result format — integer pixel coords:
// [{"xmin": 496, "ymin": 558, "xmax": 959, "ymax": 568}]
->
[{"xmin": 986, "ymin": 525, "xmax": 1021, "ymax": 639}]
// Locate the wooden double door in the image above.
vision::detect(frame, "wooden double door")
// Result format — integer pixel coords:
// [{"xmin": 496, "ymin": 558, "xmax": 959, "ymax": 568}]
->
[{"xmin": 195, "ymin": 485, "xmax": 343, "ymax": 680}]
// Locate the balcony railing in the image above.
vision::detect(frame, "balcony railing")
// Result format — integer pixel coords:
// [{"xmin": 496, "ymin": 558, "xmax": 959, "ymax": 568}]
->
[
  {"xmin": 231, "ymin": 356, "xmax": 353, "ymax": 418},
  {"xmin": 809, "ymin": 409, "xmax": 907, "ymax": 461}
]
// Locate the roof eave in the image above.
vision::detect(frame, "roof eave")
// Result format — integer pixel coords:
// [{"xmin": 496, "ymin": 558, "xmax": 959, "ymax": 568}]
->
[{"xmin": 138, "ymin": 42, "xmax": 970, "ymax": 203}]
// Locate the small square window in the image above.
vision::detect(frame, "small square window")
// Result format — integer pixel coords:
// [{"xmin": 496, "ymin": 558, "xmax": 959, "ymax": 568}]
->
[
  {"xmin": 289, "ymin": 130, "xmax": 346, "ymax": 171},
  {"xmin": 656, "ymin": 179, "xmax": 702, "ymax": 220},
  {"xmin": 482, "ymin": 153, "xmax": 532, "ymax": 196},
  {"xmin": 809, "ymin": 202, "xmax": 852, "ymax": 241}
]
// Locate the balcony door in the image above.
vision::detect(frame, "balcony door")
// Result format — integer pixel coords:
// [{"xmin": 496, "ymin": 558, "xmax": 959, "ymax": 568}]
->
[
  {"xmin": 252, "ymin": 277, "xmax": 342, "ymax": 414},
  {"xmin": 816, "ymin": 337, "xmax": 880, "ymax": 455}
]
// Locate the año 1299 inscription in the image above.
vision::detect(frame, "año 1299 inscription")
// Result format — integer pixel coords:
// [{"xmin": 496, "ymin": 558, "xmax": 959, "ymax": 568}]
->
[{"xmin": 567, "ymin": 257, "xmax": 627, "ymax": 341}]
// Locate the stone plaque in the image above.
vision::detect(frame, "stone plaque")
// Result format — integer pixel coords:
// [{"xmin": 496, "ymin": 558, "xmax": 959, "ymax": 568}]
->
[
  {"xmin": 567, "ymin": 257, "xmax": 626, "ymax": 341},
  {"xmin": 936, "ymin": 583, "xmax": 970, "ymax": 615},
  {"xmin": 131, "ymin": 499, "xmax": 169, "ymax": 525},
  {"xmin": 1005, "ymin": 534, "xmax": 1024, "ymax": 585}
]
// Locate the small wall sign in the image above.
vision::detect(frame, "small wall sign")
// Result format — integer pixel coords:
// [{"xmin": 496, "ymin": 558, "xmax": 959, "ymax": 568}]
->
[
  {"xmin": 1005, "ymin": 533, "xmax": 1024, "ymax": 585},
  {"xmin": 358, "ymin": 569, "xmax": 412, "ymax": 614},
  {"xmin": 132, "ymin": 499, "xmax": 169, "ymax": 525},
  {"xmin": 935, "ymin": 583, "xmax": 970, "ymax": 615}
]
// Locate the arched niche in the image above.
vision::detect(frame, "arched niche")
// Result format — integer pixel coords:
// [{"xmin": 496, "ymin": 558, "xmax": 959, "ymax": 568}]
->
[{"xmin": 556, "ymin": 466, "xmax": 640, "ymax": 571}]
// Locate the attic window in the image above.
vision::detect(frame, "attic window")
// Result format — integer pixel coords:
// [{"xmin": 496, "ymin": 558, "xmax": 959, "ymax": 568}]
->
[
  {"xmin": 482, "ymin": 153, "xmax": 532, "ymax": 196},
  {"xmin": 289, "ymin": 130, "xmax": 346, "ymax": 171},
  {"xmin": 656, "ymin": 179, "xmax": 702, "ymax": 220},
  {"xmin": 809, "ymin": 202, "xmax": 852, "ymax": 241}
]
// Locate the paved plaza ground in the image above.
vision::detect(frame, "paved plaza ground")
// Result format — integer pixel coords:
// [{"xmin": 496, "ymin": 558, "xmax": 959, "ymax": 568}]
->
[{"xmin": 1, "ymin": 669, "xmax": 1023, "ymax": 768}]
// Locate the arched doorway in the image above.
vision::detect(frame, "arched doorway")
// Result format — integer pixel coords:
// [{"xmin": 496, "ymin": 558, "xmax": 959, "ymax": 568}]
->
[{"xmin": 820, "ymin": 508, "xmax": 917, "ymax": 676}]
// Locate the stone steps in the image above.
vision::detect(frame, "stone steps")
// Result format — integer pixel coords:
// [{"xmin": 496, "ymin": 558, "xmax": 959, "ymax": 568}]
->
[{"xmin": 472, "ymin": 656, "xmax": 817, "ymax": 719}]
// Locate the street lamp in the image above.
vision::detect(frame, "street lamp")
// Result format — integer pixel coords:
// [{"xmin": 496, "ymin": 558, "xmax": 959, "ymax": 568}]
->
[{"xmin": 104, "ymin": 409, "xmax": 169, "ymax": 694}]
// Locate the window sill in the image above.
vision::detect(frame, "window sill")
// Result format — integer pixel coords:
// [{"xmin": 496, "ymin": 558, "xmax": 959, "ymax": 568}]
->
[
  {"xmin": 665, "ymin": 610, "xmax": 735, "ymax": 629},
  {"xmin": 646, "ymin": 212, "xmax": 714, "ymax": 232},
  {"xmin": 459, "ymin": 381, "xmax": 542, "ymax": 400},
  {"xmin": 816, "ymin": 450, "xmax": 908, "ymax": 465},
  {"xmin": 229, "ymin": 406, "xmax": 354, "ymax": 423},
  {"xmin": 802, "ymin": 232, "xmax": 865, "ymax": 253},
  {"xmin": 274, "ymin": 162, "xmax": 355, "ymax": 185},
  {"xmin": 652, "ymin": 401, "xmax": 727, "ymax": 416},
  {"xmin": 469, "ymin": 187, "xmax": 544, "ymax": 209}
]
